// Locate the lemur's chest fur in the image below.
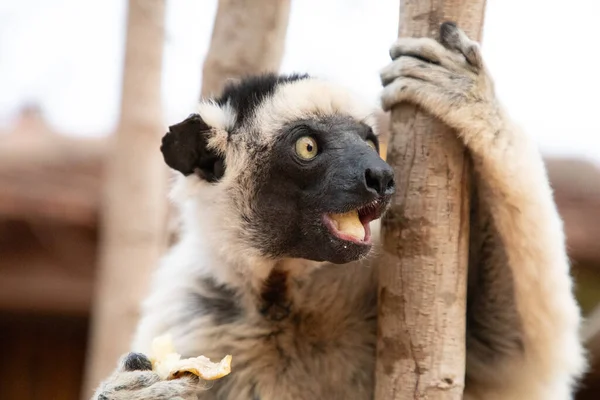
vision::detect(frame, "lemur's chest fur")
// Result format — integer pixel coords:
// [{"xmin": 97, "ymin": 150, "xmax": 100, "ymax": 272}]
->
[{"xmin": 170, "ymin": 262, "xmax": 378, "ymax": 400}]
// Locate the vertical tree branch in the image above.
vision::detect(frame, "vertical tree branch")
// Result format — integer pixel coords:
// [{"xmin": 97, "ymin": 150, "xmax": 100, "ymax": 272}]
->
[
  {"xmin": 200, "ymin": 0, "xmax": 291, "ymax": 98},
  {"xmin": 375, "ymin": 1, "xmax": 486, "ymax": 399},
  {"xmin": 82, "ymin": 0, "xmax": 168, "ymax": 397}
]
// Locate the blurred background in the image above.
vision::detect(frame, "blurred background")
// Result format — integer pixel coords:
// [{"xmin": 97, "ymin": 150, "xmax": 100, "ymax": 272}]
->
[{"xmin": 0, "ymin": 0, "xmax": 598, "ymax": 399}]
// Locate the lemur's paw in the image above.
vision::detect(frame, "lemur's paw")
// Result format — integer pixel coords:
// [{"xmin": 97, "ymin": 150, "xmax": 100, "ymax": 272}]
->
[
  {"xmin": 92, "ymin": 353, "xmax": 202, "ymax": 400},
  {"xmin": 380, "ymin": 22, "xmax": 498, "ymax": 137}
]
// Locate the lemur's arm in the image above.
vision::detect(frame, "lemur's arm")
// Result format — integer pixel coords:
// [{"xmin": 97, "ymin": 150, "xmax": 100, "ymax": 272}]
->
[{"xmin": 380, "ymin": 22, "xmax": 587, "ymax": 399}]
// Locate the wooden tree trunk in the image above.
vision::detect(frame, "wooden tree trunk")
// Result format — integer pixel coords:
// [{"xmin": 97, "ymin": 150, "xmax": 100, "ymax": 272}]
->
[
  {"xmin": 82, "ymin": 0, "xmax": 168, "ymax": 397},
  {"xmin": 200, "ymin": 0, "xmax": 291, "ymax": 98},
  {"xmin": 375, "ymin": 1, "xmax": 486, "ymax": 399}
]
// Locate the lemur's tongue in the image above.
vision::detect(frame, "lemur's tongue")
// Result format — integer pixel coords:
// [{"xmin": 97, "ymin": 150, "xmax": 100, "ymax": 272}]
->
[{"xmin": 328, "ymin": 210, "xmax": 365, "ymax": 241}]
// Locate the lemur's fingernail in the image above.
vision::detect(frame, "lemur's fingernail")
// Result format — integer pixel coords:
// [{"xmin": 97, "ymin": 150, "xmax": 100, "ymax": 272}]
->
[{"xmin": 123, "ymin": 352, "xmax": 153, "ymax": 371}]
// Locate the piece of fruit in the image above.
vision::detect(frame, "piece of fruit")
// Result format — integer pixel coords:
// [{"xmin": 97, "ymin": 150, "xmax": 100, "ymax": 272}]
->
[
  {"xmin": 150, "ymin": 334, "xmax": 232, "ymax": 381},
  {"xmin": 329, "ymin": 209, "xmax": 365, "ymax": 241}
]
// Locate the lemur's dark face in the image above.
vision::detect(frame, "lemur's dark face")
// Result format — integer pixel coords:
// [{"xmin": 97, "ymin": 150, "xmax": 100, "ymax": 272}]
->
[
  {"xmin": 250, "ymin": 115, "xmax": 394, "ymax": 264},
  {"xmin": 161, "ymin": 73, "xmax": 395, "ymax": 265}
]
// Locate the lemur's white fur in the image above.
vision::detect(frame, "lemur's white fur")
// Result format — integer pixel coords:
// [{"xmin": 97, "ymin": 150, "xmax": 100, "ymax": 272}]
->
[
  {"xmin": 92, "ymin": 23, "xmax": 586, "ymax": 400},
  {"xmin": 199, "ymin": 101, "xmax": 236, "ymax": 155},
  {"xmin": 250, "ymin": 79, "xmax": 377, "ymax": 141}
]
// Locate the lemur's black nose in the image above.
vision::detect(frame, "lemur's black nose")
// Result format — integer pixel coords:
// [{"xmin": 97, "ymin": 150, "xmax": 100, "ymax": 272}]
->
[{"xmin": 364, "ymin": 164, "xmax": 395, "ymax": 196}]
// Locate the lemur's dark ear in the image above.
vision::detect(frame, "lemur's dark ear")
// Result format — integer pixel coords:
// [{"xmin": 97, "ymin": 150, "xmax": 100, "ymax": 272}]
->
[{"xmin": 160, "ymin": 113, "xmax": 225, "ymax": 182}]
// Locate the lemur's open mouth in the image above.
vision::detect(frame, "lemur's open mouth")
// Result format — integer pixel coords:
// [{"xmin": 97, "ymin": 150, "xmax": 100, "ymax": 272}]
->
[{"xmin": 323, "ymin": 198, "xmax": 387, "ymax": 245}]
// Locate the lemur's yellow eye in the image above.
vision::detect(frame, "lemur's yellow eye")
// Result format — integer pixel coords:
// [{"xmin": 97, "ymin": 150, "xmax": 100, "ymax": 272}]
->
[
  {"xmin": 366, "ymin": 139, "xmax": 377, "ymax": 151},
  {"xmin": 295, "ymin": 136, "xmax": 318, "ymax": 160}
]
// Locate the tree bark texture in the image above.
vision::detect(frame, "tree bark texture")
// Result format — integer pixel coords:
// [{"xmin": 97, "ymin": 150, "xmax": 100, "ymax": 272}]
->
[
  {"xmin": 82, "ymin": 0, "xmax": 168, "ymax": 397},
  {"xmin": 375, "ymin": 1, "xmax": 486, "ymax": 399},
  {"xmin": 200, "ymin": 0, "xmax": 291, "ymax": 98}
]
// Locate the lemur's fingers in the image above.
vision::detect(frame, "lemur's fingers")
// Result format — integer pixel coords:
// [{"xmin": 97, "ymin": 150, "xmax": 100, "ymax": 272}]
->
[
  {"xmin": 380, "ymin": 77, "xmax": 411, "ymax": 111},
  {"xmin": 93, "ymin": 352, "xmax": 159, "ymax": 395},
  {"xmin": 439, "ymin": 21, "xmax": 483, "ymax": 69},
  {"xmin": 97, "ymin": 376, "xmax": 201, "ymax": 400},
  {"xmin": 386, "ymin": 22, "xmax": 482, "ymax": 79},
  {"xmin": 379, "ymin": 22, "xmax": 495, "ymax": 138},
  {"xmin": 380, "ymin": 76, "xmax": 452, "ymax": 118},
  {"xmin": 380, "ymin": 55, "xmax": 467, "ymax": 88},
  {"xmin": 380, "ymin": 55, "xmax": 471, "ymax": 117},
  {"xmin": 95, "ymin": 366, "xmax": 201, "ymax": 399},
  {"xmin": 387, "ymin": 37, "xmax": 467, "ymax": 73},
  {"xmin": 102, "ymin": 370, "xmax": 161, "ymax": 392},
  {"xmin": 133, "ymin": 377, "xmax": 203, "ymax": 400},
  {"xmin": 389, "ymin": 37, "xmax": 446, "ymax": 64}
]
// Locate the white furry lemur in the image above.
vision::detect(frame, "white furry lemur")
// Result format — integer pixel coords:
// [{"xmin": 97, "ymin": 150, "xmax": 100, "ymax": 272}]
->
[{"xmin": 93, "ymin": 23, "xmax": 587, "ymax": 400}]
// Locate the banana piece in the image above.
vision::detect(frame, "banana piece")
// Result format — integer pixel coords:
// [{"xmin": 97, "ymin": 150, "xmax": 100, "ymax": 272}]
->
[
  {"xmin": 150, "ymin": 334, "xmax": 232, "ymax": 381},
  {"xmin": 329, "ymin": 210, "xmax": 365, "ymax": 240}
]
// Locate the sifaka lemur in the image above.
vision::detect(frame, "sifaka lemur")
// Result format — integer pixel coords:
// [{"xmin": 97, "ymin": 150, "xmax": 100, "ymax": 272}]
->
[{"xmin": 92, "ymin": 22, "xmax": 587, "ymax": 400}]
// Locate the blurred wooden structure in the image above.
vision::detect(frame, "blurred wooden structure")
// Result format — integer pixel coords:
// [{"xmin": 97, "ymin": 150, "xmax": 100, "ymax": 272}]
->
[
  {"xmin": 0, "ymin": 109, "xmax": 103, "ymax": 400},
  {"xmin": 0, "ymin": 107, "xmax": 105, "ymax": 316},
  {"xmin": 0, "ymin": 313, "xmax": 89, "ymax": 399}
]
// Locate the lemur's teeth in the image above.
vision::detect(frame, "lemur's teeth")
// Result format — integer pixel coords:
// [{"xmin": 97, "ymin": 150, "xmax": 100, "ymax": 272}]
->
[{"xmin": 329, "ymin": 210, "xmax": 364, "ymax": 241}]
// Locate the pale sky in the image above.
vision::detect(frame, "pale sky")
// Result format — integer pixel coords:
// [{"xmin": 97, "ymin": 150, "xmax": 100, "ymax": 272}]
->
[{"xmin": 0, "ymin": 0, "xmax": 599, "ymax": 163}]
